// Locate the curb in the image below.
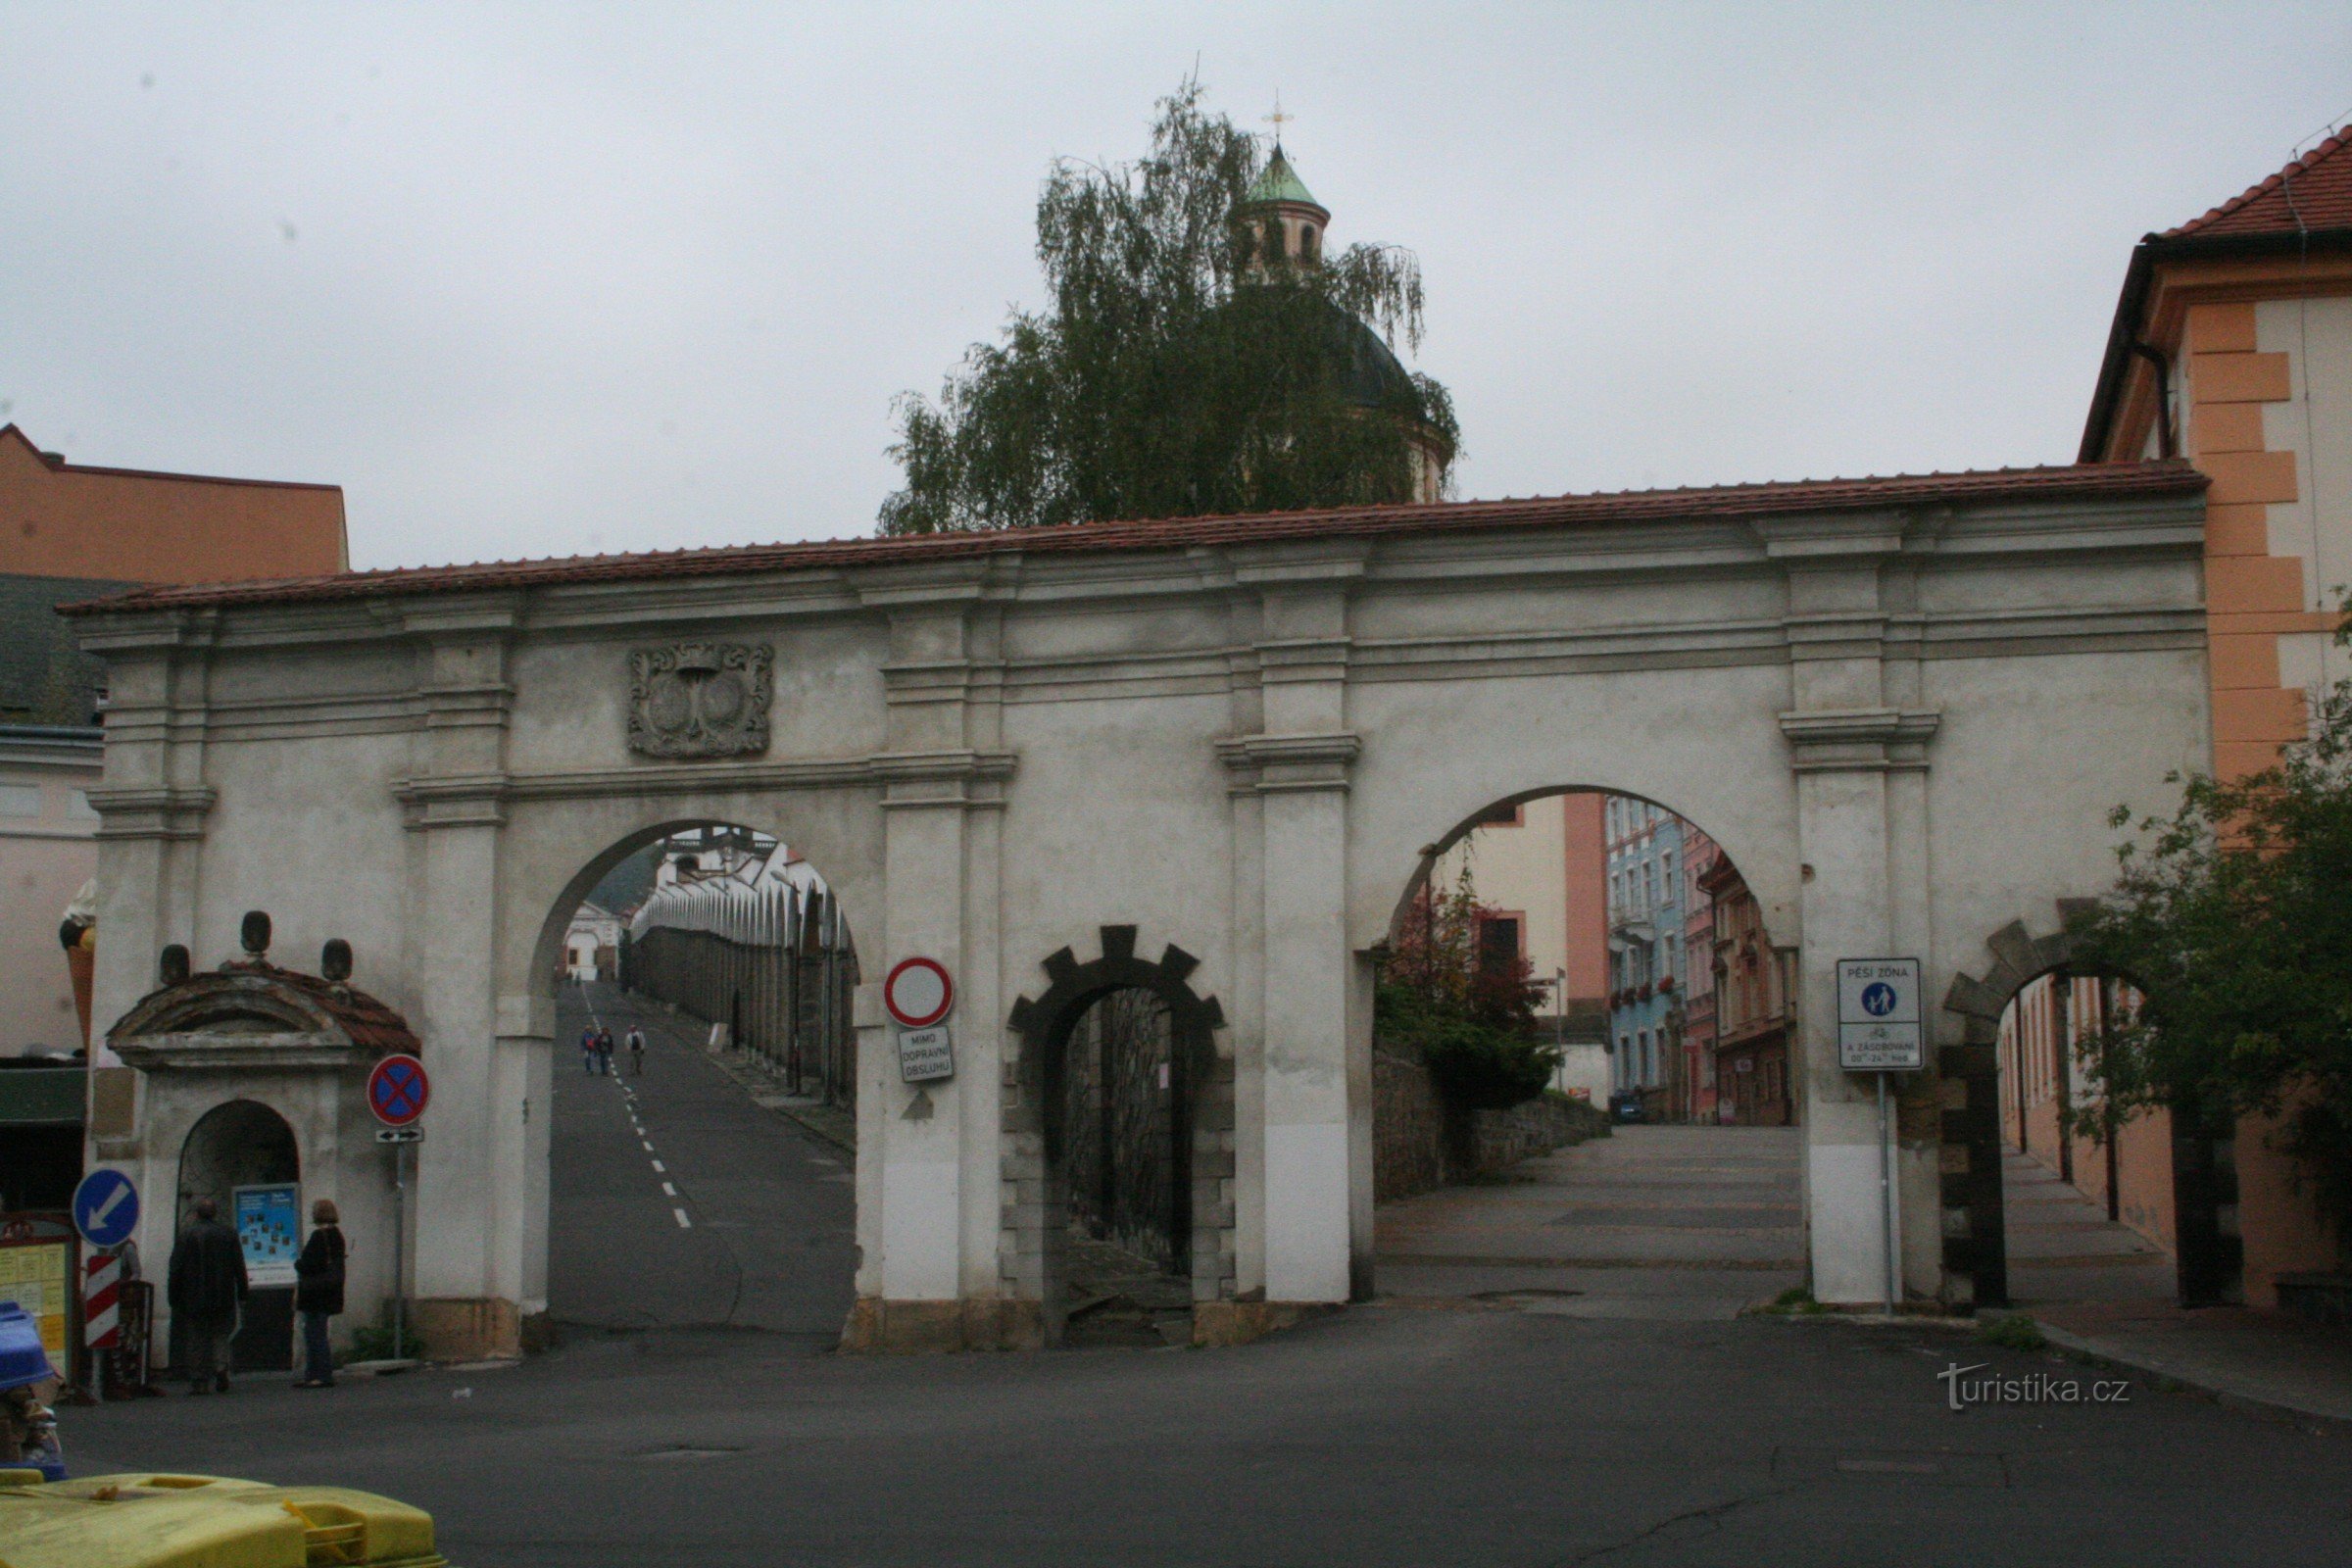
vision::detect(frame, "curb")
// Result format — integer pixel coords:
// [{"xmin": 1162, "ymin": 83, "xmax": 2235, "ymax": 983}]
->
[{"xmin": 2036, "ymin": 1324, "xmax": 2352, "ymax": 1435}]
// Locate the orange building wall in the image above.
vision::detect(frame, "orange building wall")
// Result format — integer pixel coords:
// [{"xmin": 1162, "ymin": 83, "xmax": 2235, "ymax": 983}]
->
[
  {"xmin": 1, "ymin": 425, "xmax": 346, "ymax": 584},
  {"xmin": 2097, "ymin": 256, "xmax": 2352, "ymax": 1305},
  {"xmin": 1559, "ymin": 791, "xmax": 1608, "ymax": 1007}
]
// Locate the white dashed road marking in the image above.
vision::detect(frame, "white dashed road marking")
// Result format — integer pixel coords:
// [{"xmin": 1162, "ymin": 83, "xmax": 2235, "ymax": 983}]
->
[
  {"xmin": 643, "ymin": 1141, "xmax": 655, "ymax": 1152},
  {"xmin": 672, "ymin": 1207, "xmax": 692, "ymax": 1229},
  {"xmin": 662, "ymin": 1182, "xmax": 677, "ymax": 1197},
  {"xmin": 651, "ymin": 1159, "xmax": 664, "ymax": 1173}
]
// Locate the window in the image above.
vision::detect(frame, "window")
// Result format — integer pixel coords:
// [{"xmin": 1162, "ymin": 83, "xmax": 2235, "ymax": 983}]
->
[
  {"xmin": 1299, "ymin": 224, "xmax": 1319, "ymax": 264},
  {"xmin": 1477, "ymin": 915, "xmax": 1521, "ymax": 975}
]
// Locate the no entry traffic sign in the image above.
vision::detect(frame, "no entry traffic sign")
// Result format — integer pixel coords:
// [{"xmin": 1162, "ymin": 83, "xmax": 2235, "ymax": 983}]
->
[
  {"xmin": 368, "ymin": 1054, "xmax": 431, "ymax": 1127},
  {"xmin": 883, "ymin": 956, "xmax": 955, "ymax": 1029}
]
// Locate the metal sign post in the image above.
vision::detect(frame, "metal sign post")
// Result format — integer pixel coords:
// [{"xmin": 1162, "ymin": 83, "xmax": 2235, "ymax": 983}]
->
[
  {"xmin": 1837, "ymin": 957, "xmax": 1924, "ymax": 1315},
  {"xmin": 368, "ymin": 1054, "xmax": 431, "ymax": 1361}
]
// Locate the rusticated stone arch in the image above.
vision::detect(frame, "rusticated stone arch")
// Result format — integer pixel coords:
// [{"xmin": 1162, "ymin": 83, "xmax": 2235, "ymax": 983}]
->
[
  {"xmin": 1004, "ymin": 925, "xmax": 1233, "ymax": 1343},
  {"xmin": 1938, "ymin": 902, "xmax": 2097, "ymax": 1310}
]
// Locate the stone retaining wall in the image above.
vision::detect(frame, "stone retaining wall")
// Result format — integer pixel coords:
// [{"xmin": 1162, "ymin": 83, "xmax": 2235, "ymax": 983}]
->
[{"xmin": 1375, "ymin": 1045, "xmax": 1607, "ymax": 1201}]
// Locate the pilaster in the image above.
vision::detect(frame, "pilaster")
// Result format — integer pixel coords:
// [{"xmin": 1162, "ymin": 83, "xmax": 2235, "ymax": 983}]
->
[{"xmin": 1762, "ymin": 514, "xmax": 1944, "ymax": 1306}]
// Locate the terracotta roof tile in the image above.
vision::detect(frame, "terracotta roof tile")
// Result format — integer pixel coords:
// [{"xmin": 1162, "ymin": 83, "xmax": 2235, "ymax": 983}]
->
[
  {"xmin": 218, "ymin": 959, "xmax": 421, "ymax": 1054},
  {"xmin": 2165, "ymin": 124, "xmax": 2352, "ymax": 241},
  {"xmin": 63, "ymin": 462, "xmax": 2205, "ymax": 616}
]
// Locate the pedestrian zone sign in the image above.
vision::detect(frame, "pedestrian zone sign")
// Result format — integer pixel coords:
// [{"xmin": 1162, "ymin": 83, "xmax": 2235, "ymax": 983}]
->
[{"xmin": 1837, "ymin": 956, "xmax": 1924, "ymax": 1071}]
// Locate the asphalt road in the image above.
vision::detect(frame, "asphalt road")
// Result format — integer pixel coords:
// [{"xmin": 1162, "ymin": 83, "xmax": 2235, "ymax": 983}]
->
[
  {"xmin": 60, "ymin": 1004, "xmax": 2352, "ymax": 1566},
  {"xmin": 546, "ymin": 982, "xmax": 856, "ymax": 1342}
]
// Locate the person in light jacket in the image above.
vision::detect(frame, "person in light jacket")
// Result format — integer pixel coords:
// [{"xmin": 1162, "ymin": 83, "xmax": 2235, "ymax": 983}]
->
[{"xmin": 292, "ymin": 1200, "xmax": 347, "ymax": 1389}]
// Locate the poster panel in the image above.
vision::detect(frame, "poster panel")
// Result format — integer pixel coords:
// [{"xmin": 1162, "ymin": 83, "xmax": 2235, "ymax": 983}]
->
[{"xmin": 233, "ymin": 1184, "xmax": 301, "ymax": 1288}]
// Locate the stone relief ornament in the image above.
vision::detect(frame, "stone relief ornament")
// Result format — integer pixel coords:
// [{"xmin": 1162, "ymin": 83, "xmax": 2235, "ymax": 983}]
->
[{"xmin": 627, "ymin": 643, "xmax": 773, "ymax": 760}]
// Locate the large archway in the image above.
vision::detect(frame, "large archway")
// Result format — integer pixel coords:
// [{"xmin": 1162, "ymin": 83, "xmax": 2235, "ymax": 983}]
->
[
  {"xmin": 537, "ymin": 819, "xmax": 859, "ymax": 1343},
  {"xmin": 1370, "ymin": 786, "xmax": 1805, "ymax": 1318}
]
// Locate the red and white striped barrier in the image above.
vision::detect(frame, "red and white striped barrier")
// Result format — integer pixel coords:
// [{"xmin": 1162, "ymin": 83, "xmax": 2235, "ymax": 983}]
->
[{"xmin": 84, "ymin": 1251, "xmax": 122, "ymax": 1350}]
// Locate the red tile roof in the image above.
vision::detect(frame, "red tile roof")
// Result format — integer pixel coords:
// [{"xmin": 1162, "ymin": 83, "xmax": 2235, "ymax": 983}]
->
[
  {"xmin": 217, "ymin": 959, "xmax": 421, "ymax": 1054},
  {"xmin": 63, "ymin": 462, "xmax": 2204, "ymax": 617},
  {"xmin": 2164, "ymin": 124, "xmax": 2352, "ymax": 241}
]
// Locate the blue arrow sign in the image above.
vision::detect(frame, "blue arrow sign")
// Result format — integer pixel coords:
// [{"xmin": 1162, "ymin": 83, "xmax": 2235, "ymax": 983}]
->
[{"xmin": 73, "ymin": 1168, "xmax": 140, "ymax": 1250}]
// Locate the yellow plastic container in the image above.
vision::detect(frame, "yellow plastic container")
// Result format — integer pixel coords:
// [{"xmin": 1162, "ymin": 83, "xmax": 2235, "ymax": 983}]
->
[{"xmin": 0, "ymin": 1471, "xmax": 448, "ymax": 1567}]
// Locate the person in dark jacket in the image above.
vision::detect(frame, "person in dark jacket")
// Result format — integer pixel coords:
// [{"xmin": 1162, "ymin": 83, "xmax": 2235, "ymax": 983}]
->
[
  {"xmin": 292, "ymin": 1199, "xmax": 347, "ymax": 1389},
  {"xmin": 167, "ymin": 1198, "xmax": 247, "ymax": 1395}
]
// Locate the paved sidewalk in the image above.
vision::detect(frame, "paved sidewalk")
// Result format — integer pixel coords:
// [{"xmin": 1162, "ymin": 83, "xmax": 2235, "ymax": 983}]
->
[
  {"xmin": 2034, "ymin": 1298, "xmax": 2352, "ymax": 1431},
  {"xmin": 2001, "ymin": 1149, "xmax": 2174, "ymax": 1303},
  {"xmin": 1376, "ymin": 1124, "xmax": 1805, "ymax": 1319}
]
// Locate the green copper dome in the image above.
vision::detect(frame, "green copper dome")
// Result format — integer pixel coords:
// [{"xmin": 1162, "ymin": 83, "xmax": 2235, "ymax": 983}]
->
[{"xmin": 1244, "ymin": 147, "xmax": 1326, "ymax": 214}]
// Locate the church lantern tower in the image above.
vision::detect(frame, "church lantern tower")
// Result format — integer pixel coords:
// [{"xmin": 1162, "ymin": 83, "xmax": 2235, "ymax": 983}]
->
[{"xmin": 1240, "ymin": 145, "xmax": 1331, "ymax": 271}]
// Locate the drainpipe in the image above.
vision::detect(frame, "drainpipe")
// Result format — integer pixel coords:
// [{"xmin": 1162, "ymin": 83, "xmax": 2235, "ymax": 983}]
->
[{"xmin": 2129, "ymin": 343, "xmax": 2178, "ymax": 460}]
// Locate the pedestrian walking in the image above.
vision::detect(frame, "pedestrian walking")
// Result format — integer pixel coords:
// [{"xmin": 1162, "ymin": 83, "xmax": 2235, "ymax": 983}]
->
[
  {"xmin": 626, "ymin": 1025, "xmax": 646, "ymax": 1076},
  {"xmin": 580, "ymin": 1024, "xmax": 600, "ymax": 1075},
  {"xmin": 292, "ymin": 1199, "xmax": 346, "ymax": 1389},
  {"xmin": 596, "ymin": 1026, "xmax": 615, "ymax": 1076},
  {"xmin": 166, "ymin": 1198, "xmax": 246, "ymax": 1395}
]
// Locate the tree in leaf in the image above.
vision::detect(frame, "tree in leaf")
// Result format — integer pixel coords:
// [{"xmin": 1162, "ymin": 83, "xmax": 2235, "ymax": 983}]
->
[
  {"xmin": 880, "ymin": 79, "xmax": 1458, "ymax": 535},
  {"xmin": 1380, "ymin": 858, "xmax": 1556, "ymax": 1113},
  {"xmin": 2068, "ymin": 614, "xmax": 2352, "ymax": 1255}
]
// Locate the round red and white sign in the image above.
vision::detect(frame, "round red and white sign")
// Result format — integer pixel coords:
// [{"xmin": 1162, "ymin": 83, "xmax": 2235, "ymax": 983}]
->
[{"xmin": 883, "ymin": 956, "xmax": 955, "ymax": 1029}]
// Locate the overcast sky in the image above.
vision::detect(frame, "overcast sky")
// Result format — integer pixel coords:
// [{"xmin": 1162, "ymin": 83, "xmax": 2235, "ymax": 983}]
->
[{"xmin": 5, "ymin": 5, "xmax": 2348, "ymax": 571}]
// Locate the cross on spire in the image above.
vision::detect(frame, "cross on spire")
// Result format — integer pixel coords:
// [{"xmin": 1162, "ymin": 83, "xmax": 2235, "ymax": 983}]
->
[{"xmin": 1265, "ymin": 94, "xmax": 1294, "ymax": 145}]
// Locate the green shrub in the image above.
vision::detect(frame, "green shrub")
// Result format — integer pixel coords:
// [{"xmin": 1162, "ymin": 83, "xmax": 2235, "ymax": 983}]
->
[
  {"xmin": 349, "ymin": 1321, "xmax": 424, "ymax": 1362},
  {"xmin": 1975, "ymin": 1312, "xmax": 2047, "ymax": 1351}
]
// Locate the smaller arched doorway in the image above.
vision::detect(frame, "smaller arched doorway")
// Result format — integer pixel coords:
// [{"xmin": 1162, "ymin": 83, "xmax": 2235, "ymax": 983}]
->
[
  {"xmin": 175, "ymin": 1099, "xmax": 301, "ymax": 1373},
  {"xmin": 1007, "ymin": 927, "xmax": 1231, "ymax": 1346}
]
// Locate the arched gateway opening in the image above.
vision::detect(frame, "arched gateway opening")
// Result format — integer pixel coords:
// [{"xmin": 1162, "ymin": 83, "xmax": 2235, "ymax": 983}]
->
[
  {"xmin": 535, "ymin": 820, "xmax": 858, "ymax": 1340},
  {"xmin": 1939, "ymin": 918, "xmax": 2245, "ymax": 1315},
  {"xmin": 1371, "ymin": 787, "xmax": 1805, "ymax": 1318},
  {"xmin": 176, "ymin": 1099, "xmax": 300, "ymax": 1372},
  {"xmin": 1007, "ymin": 928, "xmax": 1230, "ymax": 1347}
]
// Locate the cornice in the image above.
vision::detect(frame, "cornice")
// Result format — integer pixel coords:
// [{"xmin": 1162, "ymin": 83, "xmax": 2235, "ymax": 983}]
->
[
  {"xmin": 1777, "ymin": 708, "xmax": 1942, "ymax": 773},
  {"xmin": 85, "ymin": 784, "xmax": 218, "ymax": 841},
  {"xmin": 1217, "ymin": 731, "xmax": 1360, "ymax": 795}
]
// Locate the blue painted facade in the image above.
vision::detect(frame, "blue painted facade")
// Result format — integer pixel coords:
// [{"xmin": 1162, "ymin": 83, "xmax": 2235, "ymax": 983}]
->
[{"xmin": 1605, "ymin": 797, "xmax": 1686, "ymax": 1098}]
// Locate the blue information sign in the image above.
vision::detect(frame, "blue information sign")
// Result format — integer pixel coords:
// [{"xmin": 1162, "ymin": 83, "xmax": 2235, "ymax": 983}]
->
[{"xmin": 72, "ymin": 1168, "xmax": 139, "ymax": 1250}]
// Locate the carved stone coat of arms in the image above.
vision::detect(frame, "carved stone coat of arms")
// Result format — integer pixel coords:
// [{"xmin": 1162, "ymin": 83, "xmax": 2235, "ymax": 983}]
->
[{"xmin": 627, "ymin": 643, "xmax": 773, "ymax": 760}]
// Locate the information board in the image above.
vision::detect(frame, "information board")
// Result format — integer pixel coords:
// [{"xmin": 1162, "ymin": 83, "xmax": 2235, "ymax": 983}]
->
[
  {"xmin": 233, "ymin": 1184, "xmax": 301, "ymax": 1288},
  {"xmin": 1837, "ymin": 956, "xmax": 1925, "ymax": 1071},
  {"xmin": 0, "ymin": 1214, "xmax": 74, "ymax": 1361}
]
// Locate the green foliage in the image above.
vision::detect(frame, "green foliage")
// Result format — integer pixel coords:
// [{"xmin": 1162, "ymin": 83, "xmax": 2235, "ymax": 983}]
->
[
  {"xmin": 1378, "ymin": 860, "xmax": 1558, "ymax": 1112},
  {"xmin": 1975, "ymin": 1312, "xmax": 2047, "ymax": 1351},
  {"xmin": 881, "ymin": 78, "xmax": 1459, "ymax": 535},
  {"xmin": 1756, "ymin": 1286, "xmax": 1827, "ymax": 1316},
  {"xmin": 348, "ymin": 1320, "xmax": 424, "ymax": 1362},
  {"xmin": 2068, "ymin": 611, "xmax": 2352, "ymax": 1253}
]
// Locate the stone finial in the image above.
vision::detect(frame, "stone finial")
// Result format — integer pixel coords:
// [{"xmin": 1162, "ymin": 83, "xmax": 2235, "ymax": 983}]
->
[
  {"xmin": 321, "ymin": 939, "xmax": 353, "ymax": 982},
  {"xmin": 160, "ymin": 944, "xmax": 191, "ymax": 987},
  {"xmin": 240, "ymin": 910, "xmax": 271, "ymax": 956}
]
